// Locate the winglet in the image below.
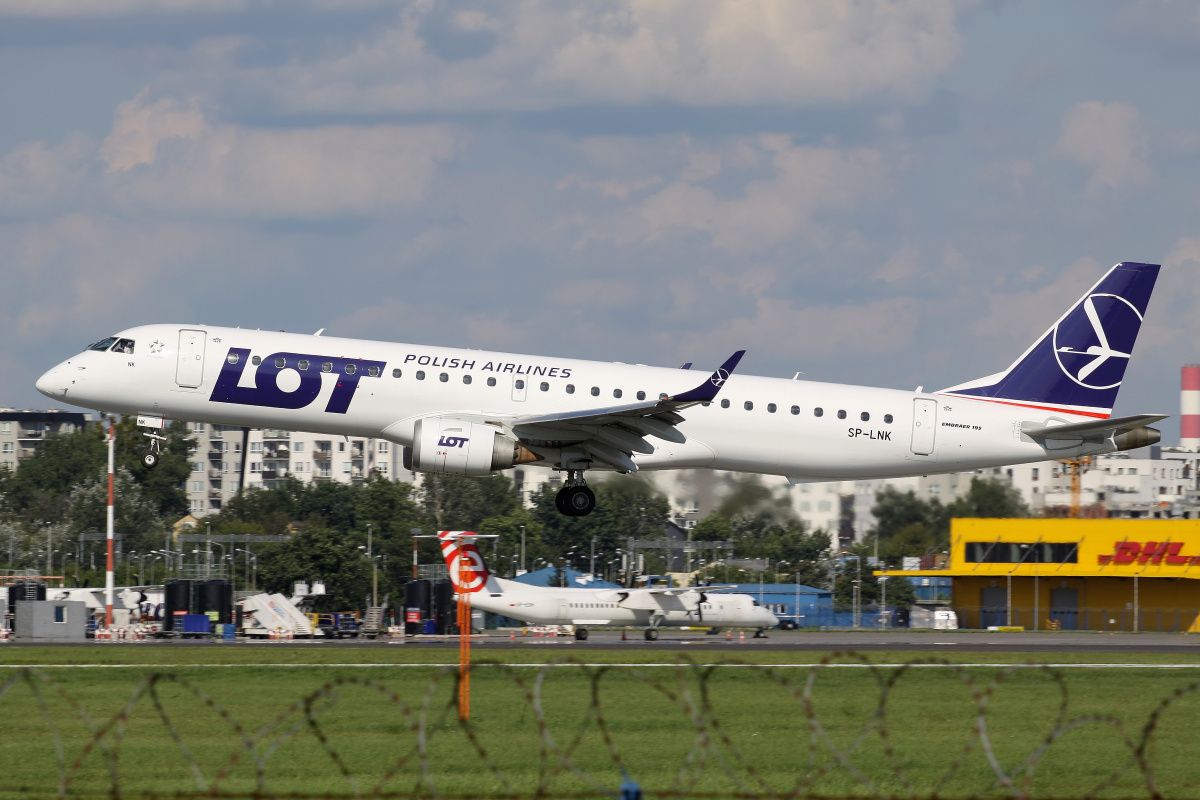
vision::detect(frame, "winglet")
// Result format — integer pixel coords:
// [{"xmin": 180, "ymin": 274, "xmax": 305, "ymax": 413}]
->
[{"xmin": 669, "ymin": 350, "xmax": 745, "ymax": 404}]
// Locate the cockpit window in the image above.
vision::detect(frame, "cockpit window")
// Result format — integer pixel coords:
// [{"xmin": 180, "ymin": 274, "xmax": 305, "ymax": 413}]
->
[
  {"xmin": 113, "ymin": 338, "xmax": 135, "ymax": 354},
  {"xmin": 87, "ymin": 336, "xmax": 118, "ymax": 352}
]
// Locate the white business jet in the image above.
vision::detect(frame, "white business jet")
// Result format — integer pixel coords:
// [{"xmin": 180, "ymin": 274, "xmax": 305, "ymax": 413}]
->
[
  {"xmin": 36, "ymin": 262, "xmax": 1165, "ymax": 517},
  {"xmin": 437, "ymin": 531, "xmax": 778, "ymax": 640}
]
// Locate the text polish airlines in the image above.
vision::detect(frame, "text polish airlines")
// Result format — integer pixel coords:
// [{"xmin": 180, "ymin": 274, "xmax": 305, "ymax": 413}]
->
[
  {"xmin": 37, "ymin": 262, "xmax": 1166, "ymax": 517},
  {"xmin": 437, "ymin": 531, "xmax": 779, "ymax": 640}
]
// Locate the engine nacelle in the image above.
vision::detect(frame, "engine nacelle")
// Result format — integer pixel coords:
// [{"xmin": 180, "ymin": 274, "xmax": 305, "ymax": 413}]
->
[
  {"xmin": 1114, "ymin": 426, "xmax": 1160, "ymax": 452},
  {"xmin": 403, "ymin": 417, "xmax": 540, "ymax": 476}
]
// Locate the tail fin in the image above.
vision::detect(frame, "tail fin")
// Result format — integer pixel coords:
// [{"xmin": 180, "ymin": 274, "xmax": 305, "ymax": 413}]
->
[
  {"xmin": 940, "ymin": 262, "xmax": 1159, "ymax": 418},
  {"xmin": 437, "ymin": 531, "xmax": 492, "ymax": 594}
]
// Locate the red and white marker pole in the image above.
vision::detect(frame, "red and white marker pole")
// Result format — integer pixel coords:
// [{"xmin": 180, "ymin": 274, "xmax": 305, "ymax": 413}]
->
[
  {"xmin": 106, "ymin": 418, "xmax": 115, "ymax": 627},
  {"xmin": 1182, "ymin": 365, "xmax": 1200, "ymax": 451}
]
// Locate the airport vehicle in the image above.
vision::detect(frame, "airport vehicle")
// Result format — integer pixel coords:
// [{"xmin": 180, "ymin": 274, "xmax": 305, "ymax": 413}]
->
[
  {"xmin": 437, "ymin": 530, "xmax": 778, "ymax": 640},
  {"xmin": 36, "ymin": 262, "xmax": 1165, "ymax": 517}
]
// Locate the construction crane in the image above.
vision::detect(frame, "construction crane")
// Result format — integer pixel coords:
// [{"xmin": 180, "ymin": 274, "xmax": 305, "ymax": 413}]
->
[{"xmin": 1058, "ymin": 456, "xmax": 1093, "ymax": 518}]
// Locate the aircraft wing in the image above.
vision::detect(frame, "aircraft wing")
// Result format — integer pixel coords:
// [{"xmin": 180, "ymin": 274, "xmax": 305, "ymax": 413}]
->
[
  {"xmin": 510, "ymin": 351, "xmax": 745, "ymax": 472},
  {"xmin": 1022, "ymin": 413, "xmax": 1168, "ymax": 439}
]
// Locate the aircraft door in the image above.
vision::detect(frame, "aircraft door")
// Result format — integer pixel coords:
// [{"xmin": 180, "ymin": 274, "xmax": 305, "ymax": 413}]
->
[
  {"xmin": 910, "ymin": 398, "xmax": 937, "ymax": 455},
  {"xmin": 176, "ymin": 329, "xmax": 207, "ymax": 388},
  {"xmin": 511, "ymin": 376, "xmax": 528, "ymax": 402}
]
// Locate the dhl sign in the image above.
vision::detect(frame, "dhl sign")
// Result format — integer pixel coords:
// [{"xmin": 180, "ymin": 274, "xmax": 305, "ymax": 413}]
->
[{"xmin": 1097, "ymin": 541, "xmax": 1200, "ymax": 566}]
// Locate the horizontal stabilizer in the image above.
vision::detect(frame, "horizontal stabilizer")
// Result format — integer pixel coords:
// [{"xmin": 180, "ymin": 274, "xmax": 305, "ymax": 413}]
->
[{"xmin": 1022, "ymin": 413, "xmax": 1168, "ymax": 439}]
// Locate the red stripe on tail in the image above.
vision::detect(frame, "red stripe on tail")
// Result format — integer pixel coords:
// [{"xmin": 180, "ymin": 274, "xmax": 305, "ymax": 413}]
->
[{"xmin": 437, "ymin": 530, "xmax": 489, "ymax": 593}]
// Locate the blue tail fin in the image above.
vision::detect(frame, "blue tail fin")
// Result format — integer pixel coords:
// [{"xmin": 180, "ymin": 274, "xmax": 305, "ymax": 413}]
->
[{"xmin": 940, "ymin": 262, "xmax": 1159, "ymax": 418}]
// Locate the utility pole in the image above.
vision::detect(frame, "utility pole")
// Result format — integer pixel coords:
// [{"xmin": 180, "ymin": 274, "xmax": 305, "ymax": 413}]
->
[
  {"xmin": 368, "ymin": 522, "xmax": 377, "ymax": 607},
  {"xmin": 520, "ymin": 525, "xmax": 526, "ymax": 574},
  {"xmin": 590, "ymin": 536, "xmax": 596, "ymax": 577},
  {"xmin": 105, "ymin": 419, "xmax": 115, "ymax": 627},
  {"xmin": 410, "ymin": 528, "xmax": 422, "ymax": 580}
]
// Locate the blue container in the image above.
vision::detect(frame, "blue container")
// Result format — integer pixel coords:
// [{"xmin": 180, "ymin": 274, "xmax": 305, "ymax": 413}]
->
[
  {"xmin": 181, "ymin": 614, "xmax": 211, "ymax": 634},
  {"xmin": 221, "ymin": 623, "xmax": 236, "ymax": 641},
  {"xmin": 422, "ymin": 619, "xmax": 436, "ymax": 634}
]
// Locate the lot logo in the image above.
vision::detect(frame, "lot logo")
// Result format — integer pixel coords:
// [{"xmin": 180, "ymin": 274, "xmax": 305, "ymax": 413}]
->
[
  {"xmin": 438, "ymin": 435, "xmax": 469, "ymax": 448},
  {"xmin": 1097, "ymin": 540, "xmax": 1200, "ymax": 566},
  {"xmin": 1053, "ymin": 293, "xmax": 1142, "ymax": 390},
  {"xmin": 210, "ymin": 348, "xmax": 386, "ymax": 414}
]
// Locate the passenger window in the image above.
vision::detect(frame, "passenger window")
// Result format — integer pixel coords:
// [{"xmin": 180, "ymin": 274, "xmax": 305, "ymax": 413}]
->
[
  {"xmin": 767, "ymin": 403, "xmax": 777, "ymax": 413},
  {"xmin": 721, "ymin": 399, "xmax": 730, "ymax": 409},
  {"xmin": 321, "ymin": 362, "xmax": 332, "ymax": 372},
  {"xmin": 515, "ymin": 379, "xmax": 525, "ymax": 389},
  {"xmin": 791, "ymin": 405, "xmax": 800, "ymax": 415},
  {"xmin": 345, "ymin": 364, "xmax": 356, "ymax": 375},
  {"xmin": 487, "ymin": 377, "xmax": 496, "ymax": 387},
  {"xmin": 566, "ymin": 384, "xmax": 575, "ymax": 394},
  {"xmin": 540, "ymin": 382, "xmax": 549, "ymax": 391},
  {"xmin": 637, "ymin": 391, "xmax": 646, "ymax": 401},
  {"xmin": 440, "ymin": 373, "xmax": 448, "ymax": 382},
  {"xmin": 590, "ymin": 386, "xmax": 599, "ymax": 396},
  {"xmin": 416, "ymin": 371, "xmax": 426, "ymax": 380},
  {"xmin": 744, "ymin": 401, "xmax": 753, "ymax": 410},
  {"xmin": 275, "ymin": 357, "xmax": 286, "ymax": 368},
  {"xmin": 368, "ymin": 366, "xmax": 380, "ymax": 377},
  {"xmin": 837, "ymin": 410, "xmax": 847, "ymax": 419},
  {"xmin": 253, "ymin": 356, "xmax": 262, "ymax": 365},
  {"xmin": 392, "ymin": 368, "xmax": 402, "ymax": 378},
  {"xmin": 613, "ymin": 388, "xmax": 622, "ymax": 398},
  {"xmin": 298, "ymin": 360, "xmax": 310, "ymax": 371},
  {"xmin": 813, "ymin": 407, "xmax": 822, "ymax": 417},
  {"xmin": 226, "ymin": 353, "xmax": 240, "ymax": 365},
  {"xmin": 884, "ymin": 414, "xmax": 893, "ymax": 424},
  {"xmin": 861, "ymin": 412, "xmax": 869, "ymax": 421},
  {"xmin": 464, "ymin": 375, "xmax": 472, "ymax": 384}
]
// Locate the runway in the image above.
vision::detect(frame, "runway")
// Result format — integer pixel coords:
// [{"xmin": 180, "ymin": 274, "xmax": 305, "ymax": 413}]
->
[{"xmin": 6, "ymin": 629, "xmax": 1200, "ymax": 655}]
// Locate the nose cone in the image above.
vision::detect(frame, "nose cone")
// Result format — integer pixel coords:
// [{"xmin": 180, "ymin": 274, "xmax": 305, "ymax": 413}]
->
[{"xmin": 36, "ymin": 365, "xmax": 67, "ymax": 399}]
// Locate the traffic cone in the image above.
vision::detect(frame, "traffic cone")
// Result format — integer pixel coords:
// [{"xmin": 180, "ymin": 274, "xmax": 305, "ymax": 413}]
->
[
  {"xmin": 621, "ymin": 628, "xmax": 627, "ymax": 641},
  {"xmin": 739, "ymin": 630, "xmax": 745, "ymax": 643},
  {"xmin": 510, "ymin": 629, "xmax": 515, "ymax": 641},
  {"xmin": 726, "ymin": 630, "xmax": 731, "ymax": 641}
]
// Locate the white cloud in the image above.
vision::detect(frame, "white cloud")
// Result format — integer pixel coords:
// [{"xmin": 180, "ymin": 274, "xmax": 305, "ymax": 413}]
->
[
  {"xmin": 1056, "ymin": 101, "xmax": 1148, "ymax": 195},
  {"xmin": 629, "ymin": 138, "xmax": 888, "ymax": 250},
  {"xmin": 0, "ymin": 93, "xmax": 459, "ymax": 220},
  {"xmin": 151, "ymin": 0, "xmax": 961, "ymax": 114}
]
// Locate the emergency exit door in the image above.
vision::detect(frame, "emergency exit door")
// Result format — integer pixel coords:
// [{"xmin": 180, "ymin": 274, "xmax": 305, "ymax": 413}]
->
[
  {"xmin": 910, "ymin": 398, "xmax": 937, "ymax": 455},
  {"xmin": 176, "ymin": 329, "xmax": 207, "ymax": 388}
]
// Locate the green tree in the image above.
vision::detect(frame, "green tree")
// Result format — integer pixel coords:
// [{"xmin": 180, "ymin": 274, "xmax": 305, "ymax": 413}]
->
[
  {"xmin": 420, "ymin": 473, "xmax": 521, "ymax": 529},
  {"xmin": 257, "ymin": 526, "xmax": 370, "ymax": 611},
  {"xmin": 947, "ymin": 477, "xmax": 1030, "ymax": 519},
  {"xmin": 64, "ymin": 466, "xmax": 167, "ymax": 556}
]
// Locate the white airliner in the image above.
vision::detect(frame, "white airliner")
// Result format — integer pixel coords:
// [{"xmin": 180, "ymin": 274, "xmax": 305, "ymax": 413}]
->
[
  {"xmin": 36, "ymin": 262, "xmax": 1165, "ymax": 517},
  {"xmin": 437, "ymin": 531, "xmax": 779, "ymax": 640}
]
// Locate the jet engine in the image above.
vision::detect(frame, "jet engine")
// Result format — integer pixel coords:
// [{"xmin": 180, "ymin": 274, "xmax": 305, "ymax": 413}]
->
[
  {"xmin": 1114, "ymin": 426, "xmax": 1160, "ymax": 452},
  {"xmin": 403, "ymin": 417, "xmax": 540, "ymax": 476}
]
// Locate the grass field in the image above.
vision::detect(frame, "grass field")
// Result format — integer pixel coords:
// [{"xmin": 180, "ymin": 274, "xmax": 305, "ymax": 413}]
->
[{"xmin": 2, "ymin": 645, "xmax": 1200, "ymax": 798}]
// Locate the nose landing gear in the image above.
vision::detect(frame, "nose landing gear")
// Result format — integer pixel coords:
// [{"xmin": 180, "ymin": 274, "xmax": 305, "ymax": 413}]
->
[
  {"xmin": 141, "ymin": 432, "xmax": 166, "ymax": 469},
  {"xmin": 554, "ymin": 470, "xmax": 596, "ymax": 516}
]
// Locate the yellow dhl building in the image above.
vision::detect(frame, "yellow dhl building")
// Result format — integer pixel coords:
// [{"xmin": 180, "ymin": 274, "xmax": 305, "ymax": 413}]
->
[{"xmin": 879, "ymin": 519, "xmax": 1200, "ymax": 632}]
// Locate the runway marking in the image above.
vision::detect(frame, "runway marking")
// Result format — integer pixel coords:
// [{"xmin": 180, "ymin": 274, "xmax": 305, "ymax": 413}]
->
[{"xmin": 2, "ymin": 663, "xmax": 1200, "ymax": 669}]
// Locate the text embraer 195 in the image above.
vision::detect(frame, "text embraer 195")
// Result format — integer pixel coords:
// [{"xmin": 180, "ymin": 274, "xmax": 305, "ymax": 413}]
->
[
  {"xmin": 37, "ymin": 262, "xmax": 1166, "ymax": 517},
  {"xmin": 437, "ymin": 531, "xmax": 778, "ymax": 641}
]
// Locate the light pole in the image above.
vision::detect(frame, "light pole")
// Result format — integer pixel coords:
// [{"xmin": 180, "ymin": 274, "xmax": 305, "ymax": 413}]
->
[
  {"xmin": 520, "ymin": 525, "xmax": 526, "ymax": 575},
  {"xmin": 126, "ymin": 550, "xmax": 137, "ymax": 587},
  {"xmin": 209, "ymin": 541, "xmax": 226, "ymax": 579},
  {"xmin": 44, "ymin": 522, "xmax": 51, "ymax": 577}
]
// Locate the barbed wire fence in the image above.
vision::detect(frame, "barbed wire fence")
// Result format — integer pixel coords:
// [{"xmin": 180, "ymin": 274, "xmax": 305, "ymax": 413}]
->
[{"xmin": 1, "ymin": 653, "xmax": 1197, "ymax": 800}]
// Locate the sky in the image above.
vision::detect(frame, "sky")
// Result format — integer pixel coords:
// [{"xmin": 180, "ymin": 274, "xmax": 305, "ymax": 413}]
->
[{"xmin": 2, "ymin": 1, "xmax": 1199, "ymax": 442}]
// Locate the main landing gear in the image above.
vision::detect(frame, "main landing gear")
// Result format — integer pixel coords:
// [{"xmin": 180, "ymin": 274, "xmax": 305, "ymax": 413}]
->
[
  {"xmin": 644, "ymin": 628, "xmax": 659, "ymax": 641},
  {"xmin": 574, "ymin": 628, "xmax": 589, "ymax": 641},
  {"xmin": 555, "ymin": 470, "xmax": 596, "ymax": 516},
  {"xmin": 141, "ymin": 432, "xmax": 166, "ymax": 469}
]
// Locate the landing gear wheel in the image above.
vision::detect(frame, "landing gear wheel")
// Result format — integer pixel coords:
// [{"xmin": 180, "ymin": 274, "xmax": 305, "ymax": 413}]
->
[
  {"xmin": 644, "ymin": 628, "xmax": 658, "ymax": 641},
  {"xmin": 561, "ymin": 486, "xmax": 596, "ymax": 516},
  {"xmin": 574, "ymin": 628, "xmax": 589, "ymax": 641},
  {"xmin": 141, "ymin": 452, "xmax": 159, "ymax": 469},
  {"xmin": 555, "ymin": 489, "xmax": 570, "ymax": 515}
]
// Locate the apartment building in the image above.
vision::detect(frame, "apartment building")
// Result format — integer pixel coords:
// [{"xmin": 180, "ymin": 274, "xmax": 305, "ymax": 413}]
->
[
  {"xmin": 0, "ymin": 408, "xmax": 91, "ymax": 473},
  {"xmin": 183, "ymin": 423, "xmax": 415, "ymax": 516}
]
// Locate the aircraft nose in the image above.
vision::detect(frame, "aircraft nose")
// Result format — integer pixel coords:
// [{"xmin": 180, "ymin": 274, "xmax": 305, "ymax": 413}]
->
[{"xmin": 36, "ymin": 366, "xmax": 67, "ymax": 399}]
